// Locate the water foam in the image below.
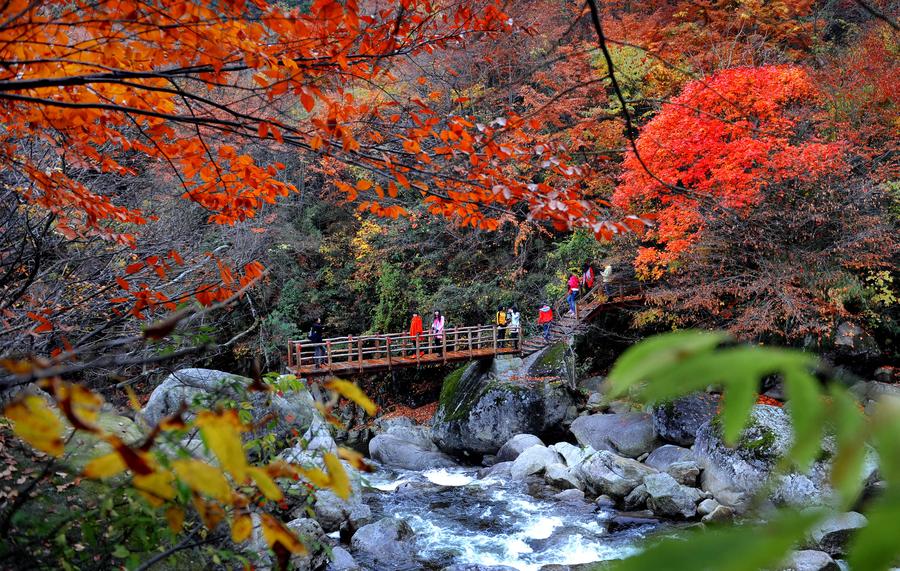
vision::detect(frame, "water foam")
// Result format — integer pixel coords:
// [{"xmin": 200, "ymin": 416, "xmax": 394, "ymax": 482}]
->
[{"xmin": 422, "ymin": 468, "xmax": 475, "ymax": 487}]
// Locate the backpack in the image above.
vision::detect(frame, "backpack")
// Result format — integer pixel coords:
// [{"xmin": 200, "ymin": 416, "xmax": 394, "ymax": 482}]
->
[{"xmin": 497, "ymin": 311, "xmax": 507, "ymax": 325}]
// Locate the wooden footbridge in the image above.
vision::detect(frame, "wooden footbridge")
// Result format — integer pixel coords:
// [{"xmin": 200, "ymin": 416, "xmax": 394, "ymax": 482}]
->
[{"xmin": 287, "ymin": 279, "xmax": 643, "ymax": 377}]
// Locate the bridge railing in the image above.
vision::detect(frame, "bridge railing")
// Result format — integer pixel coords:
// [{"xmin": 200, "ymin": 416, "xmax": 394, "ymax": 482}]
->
[{"xmin": 287, "ymin": 324, "xmax": 521, "ymax": 371}]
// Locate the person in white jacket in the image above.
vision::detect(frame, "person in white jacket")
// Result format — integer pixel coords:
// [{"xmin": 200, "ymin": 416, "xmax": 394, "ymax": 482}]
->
[{"xmin": 601, "ymin": 264, "xmax": 613, "ymax": 297}]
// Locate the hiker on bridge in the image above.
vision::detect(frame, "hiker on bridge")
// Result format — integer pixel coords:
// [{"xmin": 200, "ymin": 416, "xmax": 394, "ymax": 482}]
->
[
  {"xmin": 508, "ymin": 306, "xmax": 521, "ymax": 347},
  {"xmin": 601, "ymin": 264, "xmax": 613, "ymax": 297},
  {"xmin": 431, "ymin": 310, "xmax": 445, "ymax": 354},
  {"xmin": 408, "ymin": 311, "xmax": 423, "ymax": 356},
  {"xmin": 581, "ymin": 262, "xmax": 595, "ymax": 293},
  {"xmin": 309, "ymin": 317, "xmax": 325, "ymax": 367},
  {"xmin": 495, "ymin": 304, "xmax": 507, "ymax": 343},
  {"xmin": 566, "ymin": 272, "xmax": 580, "ymax": 315},
  {"xmin": 538, "ymin": 302, "xmax": 553, "ymax": 341}
]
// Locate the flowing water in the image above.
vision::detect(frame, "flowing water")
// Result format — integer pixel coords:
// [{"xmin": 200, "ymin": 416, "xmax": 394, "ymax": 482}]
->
[{"xmin": 354, "ymin": 465, "xmax": 656, "ymax": 570}]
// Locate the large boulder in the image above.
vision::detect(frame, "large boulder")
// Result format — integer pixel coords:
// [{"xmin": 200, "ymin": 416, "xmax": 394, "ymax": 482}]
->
[
  {"xmin": 643, "ymin": 472, "xmax": 703, "ymax": 519},
  {"xmin": 644, "ymin": 445, "xmax": 695, "ymax": 471},
  {"xmin": 351, "ymin": 518, "xmax": 417, "ymax": 566},
  {"xmin": 369, "ymin": 425, "xmax": 457, "ymax": 471},
  {"xmin": 496, "ymin": 434, "xmax": 544, "ymax": 463},
  {"xmin": 327, "ymin": 546, "xmax": 361, "ymax": 571},
  {"xmin": 509, "ymin": 445, "xmax": 562, "ymax": 480},
  {"xmin": 779, "ymin": 550, "xmax": 839, "ymax": 571},
  {"xmin": 286, "ymin": 518, "xmax": 330, "ymax": 571},
  {"xmin": 545, "ymin": 463, "xmax": 584, "ymax": 490},
  {"xmin": 142, "ymin": 368, "xmax": 321, "ymax": 444},
  {"xmin": 431, "ymin": 349, "xmax": 575, "ymax": 458},
  {"xmin": 694, "ymin": 405, "xmax": 847, "ymax": 511},
  {"xmin": 312, "ymin": 490, "xmax": 372, "ymax": 535},
  {"xmin": 550, "ymin": 442, "xmax": 594, "ymax": 468},
  {"xmin": 570, "ymin": 413, "xmax": 660, "ymax": 458},
  {"xmin": 651, "ymin": 393, "xmax": 720, "ymax": 446},
  {"xmin": 808, "ymin": 512, "xmax": 867, "ymax": 557},
  {"xmin": 577, "ymin": 450, "xmax": 657, "ymax": 498}
]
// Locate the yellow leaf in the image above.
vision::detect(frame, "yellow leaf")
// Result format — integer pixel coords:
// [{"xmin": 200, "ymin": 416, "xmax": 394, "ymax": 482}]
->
[
  {"xmin": 124, "ymin": 387, "xmax": 142, "ymax": 411},
  {"xmin": 231, "ymin": 513, "xmax": 253, "ymax": 543},
  {"xmin": 338, "ymin": 447, "xmax": 372, "ymax": 472},
  {"xmin": 133, "ymin": 469, "xmax": 176, "ymax": 507},
  {"xmin": 196, "ymin": 410, "xmax": 248, "ymax": 482},
  {"xmin": 172, "ymin": 459, "xmax": 232, "ymax": 501},
  {"xmin": 165, "ymin": 506, "xmax": 185, "ymax": 534},
  {"xmin": 4, "ymin": 396, "xmax": 64, "ymax": 456},
  {"xmin": 56, "ymin": 382, "xmax": 102, "ymax": 430},
  {"xmin": 323, "ymin": 379, "xmax": 378, "ymax": 416},
  {"xmin": 260, "ymin": 513, "xmax": 306, "ymax": 554},
  {"xmin": 297, "ymin": 466, "xmax": 330, "ymax": 489},
  {"xmin": 83, "ymin": 452, "xmax": 127, "ymax": 479},
  {"xmin": 192, "ymin": 494, "xmax": 225, "ymax": 530},
  {"xmin": 249, "ymin": 466, "xmax": 283, "ymax": 501},
  {"xmin": 324, "ymin": 453, "xmax": 351, "ymax": 500}
]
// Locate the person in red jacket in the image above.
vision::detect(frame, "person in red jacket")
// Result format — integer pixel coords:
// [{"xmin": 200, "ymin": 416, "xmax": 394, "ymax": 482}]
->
[
  {"xmin": 538, "ymin": 303, "xmax": 553, "ymax": 341},
  {"xmin": 407, "ymin": 311, "xmax": 423, "ymax": 355},
  {"xmin": 566, "ymin": 272, "xmax": 580, "ymax": 315}
]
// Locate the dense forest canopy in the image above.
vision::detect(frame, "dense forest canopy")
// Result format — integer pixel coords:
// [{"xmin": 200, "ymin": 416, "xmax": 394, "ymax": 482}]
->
[{"xmin": 0, "ymin": 0, "xmax": 897, "ymax": 567}]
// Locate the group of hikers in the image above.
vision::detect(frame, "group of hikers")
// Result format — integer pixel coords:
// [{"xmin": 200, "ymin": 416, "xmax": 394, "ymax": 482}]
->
[{"xmin": 305, "ymin": 262, "xmax": 614, "ymax": 365}]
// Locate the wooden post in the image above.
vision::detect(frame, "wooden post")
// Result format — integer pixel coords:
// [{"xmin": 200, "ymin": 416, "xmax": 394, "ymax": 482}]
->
[
  {"xmin": 442, "ymin": 333, "xmax": 447, "ymax": 364},
  {"xmin": 492, "ymin": 326, "xmax": 497, "ymax": 354},
  {"xmin": 326, "ymin": 340, "xmax": 332, "ymax": 369},
  {"xmin": 468, "ymin": 329, "xmax": 473, "ymax": 357},
  {"xmin": 386, "ymin": 337, "xmax": 392, "ymax": 369},
  {"xmin": 357, "ymin": 338, "xmax": 363, "ymax": 372},
  {"xmin": 415, "ymin": 336, "xmax": 420, "ymax": 366}
]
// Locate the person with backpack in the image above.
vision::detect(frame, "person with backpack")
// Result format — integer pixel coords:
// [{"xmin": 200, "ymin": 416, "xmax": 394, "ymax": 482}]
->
[
  {"xmin": 581, "ymin": 263, "xmax": 595, "ymax": 293},
  {"xmin": 538, "ymin": 303, "xmax": 553, "ymax": 341},
  {"xmin": 566, "ymin": 272, "xmax": 580, "ymax": 315},
  {"xmin": 495, "ymin": 304, "xmax": 507, "ymax": 344},
  {"xmin": 431, "ymin": 310, "xmax": 445, "ymax": 354},
  {"xmin": 309, "ymin": 317, "xmax": 325, "ymax": 367}
]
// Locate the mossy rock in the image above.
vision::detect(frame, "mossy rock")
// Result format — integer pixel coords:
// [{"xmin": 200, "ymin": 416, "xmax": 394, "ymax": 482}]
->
[{"xmin": 65, "ymin": 413, "xmax": 144, "ymax": 470}]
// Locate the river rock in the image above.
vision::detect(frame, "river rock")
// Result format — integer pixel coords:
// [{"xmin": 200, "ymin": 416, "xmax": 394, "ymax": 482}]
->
[
  {"xmin": 369, "ymin": 425, "xmax": 458, "ymax": 471},
  {"xmin": 313, "ymin": 490, "xmax": 372, "ymax": 534},
  {"xmin": 779, "ymin": 550, "xmax": 839, "ymax": 571},
  {"xmin": 550, "ymin": 442, "xmax": 593, "ymax": 467},
  {"xmin": 570, "ymin": 413, "xmax": 659, "ymax": 458},
  {"xmin": 651, "ymin": 393, "xmax": 720, "ymax": 446},
  {"xmin": 432, "ymin": 348, "xmax": 575, "ymax": 458},
  {"xmin": 496, "ymin": 434, "xmax": 544, "ymax": 463},
  {"xmin": 809, "ymin": 512, "xmax": 867, "ymax": 557},
  {"xmin": 577, "ymin": 450, "xmax": 657, "ymax": 497},
  {"xmin": 142, "ymin": 369, "xmax": 321, "ymax": 443},
  {"xmin": 623, "ymin": 484, "xmax": 648, "ymax": 510},
  {"xmin": 693, "ymin": 405, "xmax": 843, "ymax": 511},
  {"xmin": 328, "ymin": 546, "xmax": 361, "ymax": 571},
  {"xmin": 553, "ymin": 489, "xmax": 586, "ymax": 503},
  {"xmin": 510, "ymin": 445, "xmax": 562, "ymax": 480},
  {"xmin": 644, "ymin": 445, "xmax": 695, "ymax": 471},
  {"xmin": 286, "ymin": 518, "xmax": 330, "ymax": 571},
  {"xmin": 351, "ymin": 517, "xmax": 417, "ymax": 566},
  {"xmin": 666, "ymin": 461, "xmax": 701, "ymax": 486},
  {"xmin": 443, "ymin": 565, "xmax": 519, "ymax": 571},
  {"xmin": 697, "ymin": 498, "xmax": 720, "ymax": 516},
  {"xmin": 643, "ymin": 472, "xmax": 702, "ymax": 519},
  {"xmin": 545, "ymin": 463, "xmax": 583, "ymax": 490},
  {"xmin": 701, "ymin": 504, "xmax": 734, "ymax": 523}
]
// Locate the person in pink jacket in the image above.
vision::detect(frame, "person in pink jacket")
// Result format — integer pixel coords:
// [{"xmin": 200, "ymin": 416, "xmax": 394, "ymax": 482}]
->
[{"xmin": 566, "ymin": 272, "xmax": 580, "ymax": 315}]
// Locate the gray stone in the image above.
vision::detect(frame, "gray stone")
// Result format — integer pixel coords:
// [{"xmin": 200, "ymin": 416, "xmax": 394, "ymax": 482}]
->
[
  {"xmin": 666, "ymin": 461, "xmax": 701, "ymax": 486},
  {"xmin": 701, "ymin": 504, "xmax": 734, "ymax": 523},
  {"xmin": 550, "ymin": 442, "xmax": 593, "ymax": 467},
  {"xmin": 350, "ymin": 518, "xmax": 417, "ymax": 565},
  {"xmin": 369, "ymin": 426, "xmax": 458, "ymax": 471},
  {"xmin": 697, "ymin": 498, "xmax": 720, "ymax": 516},
  {"xmin": 694, "ymin": 405, "xmax": 840, "ymax": 511},
  {"xmin": 442, "ymin": 565, "xmax": 519, "ymax": 571},
  {"xmin": 623, "ymin": 484, "xmax": 648, "ymax": 510},
  {"xmin": 570, "ymin": 413, "xmax": 660, "ymax": 458},
  {"xmin": 586, "ymin": 392, "xmax": 604, "ymax": 409},
  {"xmin": 286, "ymin": 518, "xmax": 329, "ymax": 571},
  {"xmin": 432, "ymin": 350, "xmax": 575, "ymax": 457},
  {"xmin": 779, "ymin": 550, "xmax": 839, "ymax": 571},
  {"xmin": 313, "ymin": 490, "xmax": 372, "ymax": 534},
  {"xmin": 607, "ymin": 400, "xmax": 634, "ymax": 414},
  {"xmin": 577, "ymin": 450, "xmax": 657, "ymax": 498},
  {"xmin": 496, "ymin": 434, "xmax": 544, "ymax": 463},
  {"xmin": 834, "ymin": 321, "xmax": 879, "ymax": 358},
  {"xmin": 809, "ymin": 512, "xmax": 867, "ymax": 557},
  {"xmin": 651, "ymin": 393, "xmax": 720, "ymax": 446},
  {"xmin": 643, "ymin": 472, "xmax": 703, "ymax": 519},
  {"xmin": 480, "ymin": 461, "xmax": 513, "ymax": 480},
  {"xmin": 327, "ymin": 546, "xmax": 360, "ymax": 571},
  {"xmin": 545, "ymin": 463, "xmax": 584, "ymax": 490},
  {"xmin": 142, "ymin": 369, "xmax": 324, "ymax": 444},
  {"xmin": 595, "ymin": 495, "xmax": 616, "ymax": 509},
  {"xmin": 510, "ymin": 445, "xmax": 563, "ymax": 480},
  {"xmin": 553, "ymin": 489, "xmax": 586, "ymax": 503},
  {"xmin": 644, "ymin": 445, "xmax": 695, "ymax": 471}
]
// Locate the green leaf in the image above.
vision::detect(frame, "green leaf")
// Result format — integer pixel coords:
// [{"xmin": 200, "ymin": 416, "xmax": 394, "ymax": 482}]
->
[
  {"xmin": 847, "ymin": 488, "xmax": 900, "ymax": 571},
  {"xmin": 605, "ymin": 509, "xmax": 824, "ymax": 571},
  {"xmin": 871, "ymin": 397, "xmax": 900, "ymax": 486},
  {"xmin": 781, "ymin": 367, "xmax": 824, "ymax": 471},
  {"xmin": 829, "ymin": 384, "xmax": 867, "ymax": 505},
  {"xmin": 606, "ymin": 330, "xmax": 730, "ymax": 398},
  {"xmin": 721, "ymin": 373, "xmax": 757, "ymax": 445},
  {"xmin": 112, "ymin": 545, "xmax": 130, "ymax": 558}
]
